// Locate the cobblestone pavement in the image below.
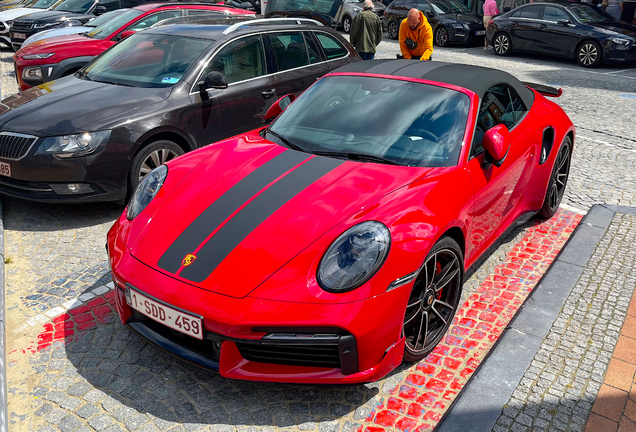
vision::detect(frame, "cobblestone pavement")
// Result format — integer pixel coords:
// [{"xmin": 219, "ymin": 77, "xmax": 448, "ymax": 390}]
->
[
  {"xmin": 0, "ymin": 33, "xmax": 634, "ymax": 432},
  {"xmin": 493, "ymin": 213, "xmax": 636, "ymax": 432}
]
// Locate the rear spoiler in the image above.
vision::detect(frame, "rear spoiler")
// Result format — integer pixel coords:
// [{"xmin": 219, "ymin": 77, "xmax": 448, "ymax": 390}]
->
[{"xmin": 522, "ymin": 82, "xmax": 563, "ymax": 98}]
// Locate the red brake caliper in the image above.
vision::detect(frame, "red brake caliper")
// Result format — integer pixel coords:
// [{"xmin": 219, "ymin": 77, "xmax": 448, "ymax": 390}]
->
[{"xmin": 435, "ymin": 262, "xmax": 442, "ymax": 299}]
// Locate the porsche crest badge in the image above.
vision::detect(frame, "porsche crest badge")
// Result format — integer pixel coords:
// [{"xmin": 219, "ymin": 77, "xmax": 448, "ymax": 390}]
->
[{"xmin": 182, "ymin": 254, "xmax": 197, "ymax": 267}]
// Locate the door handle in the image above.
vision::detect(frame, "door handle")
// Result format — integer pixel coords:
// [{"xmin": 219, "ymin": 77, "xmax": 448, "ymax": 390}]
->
[
  {"xmin": 539, "ymin": 24, "xmax": 547, "ymax": 29},
  {"xmin": 261, "ymin": 89, "xmax": 276, "ymax": 99}
]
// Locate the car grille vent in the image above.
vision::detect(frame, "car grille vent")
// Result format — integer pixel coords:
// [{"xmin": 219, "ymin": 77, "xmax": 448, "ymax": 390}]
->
[
  {"xmin": 12, "ymin": 22, "xmax": 34, "ymax": 32},
  {"xmin": 0, "ymin": 133, "xmax": 37, "ymax": 160},
  {"xmin": 236, "ymin": 342, "xmax": 342, "ymax": 368}
]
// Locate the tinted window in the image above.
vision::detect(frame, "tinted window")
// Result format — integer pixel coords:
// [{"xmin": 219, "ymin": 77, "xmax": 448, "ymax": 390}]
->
[
  {"xmin": 121, "ymin": 0, "xmax": 144, "ymax": 6},
  {"xmin": 519, "ymin": 5, "xmax": 542, "ymax": 19},
  {"xmin": 98, "ymin": 0, "xmax": 120, "ymax": 12},
  {"xmin": 53, "ymin": 0, "xmax": 96, "ymax": 13},
  {"xmin": 567, "ymin": 4, "xmax": 612, "ymax": 22},
  {"xmin": 510, "ymin": 9, "xmax": 522, "ymax": 17},
  {"xmin": 391, "ymin": 0, "xmax": 405, "ymax": 7},
  {"xmin": 267, "ymin": 0, "xmax": 340, "ymax": 16},
  {"xmin": 82, "ymin": 33, "xmax": 211, "ymax": 87},
  {"xmin": 543, "ymin": 6, "xmax": 569, "ymax": 22},
  {"xmin": 304, "ymin": 32, "xmax": 325, "ymax": 64},
  {"xmin": 86, "ymin": 8, "xmax": 143, "ymax": 39},
  {"xmin": 125, "ymin": 10, "xmax": 182, "ymax": 32},
  {"xmin": 206, "ymin": 35, "xmax": 266, "ymax": 84},
  {"xmin": 403, "ymin": 0, "xmax": 417, "ymax": 8},
  {"xmin": 473, "ymin": 84, "xmax": 526, "ymax": 155},
  {"xmin": 268, "ymin": 76, "xmax": 470, "ymax": 167},
  {"xmin": 417, "ymin": 1, "xmax": 432, "ymax": 12},
  {"xmin": 85, "ymin": 8, "xmax": 127, "ymax": 27},
  {"xmin": 315, "ymin": 33, "xmax": 348, "ymax": 60},
  {"xmin": 270, "ymin": 32, "xmax": 309, "ymax": 72}
]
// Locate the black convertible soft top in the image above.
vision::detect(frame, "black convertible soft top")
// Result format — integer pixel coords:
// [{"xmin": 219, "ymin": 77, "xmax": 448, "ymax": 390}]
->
[{"xmin": 332, "ymin": 60, "xmax": 535, "ymax": 109}]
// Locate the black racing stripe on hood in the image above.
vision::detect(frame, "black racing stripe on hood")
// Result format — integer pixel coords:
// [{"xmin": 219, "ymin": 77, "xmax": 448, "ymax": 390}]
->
[
  {"xmin": 178, "ymin": 156, "xmax": 345, "ymax": 283},
  {"xmin": 157, "ymin": 149, "xmax": 311, "ymax": 274}
]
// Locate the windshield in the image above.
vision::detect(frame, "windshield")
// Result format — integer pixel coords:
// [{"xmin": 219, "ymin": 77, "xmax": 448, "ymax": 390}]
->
[
  {"xmin": 268, "ymin": 76, "xmax": 470, "ymax": 167},
  {"xmin": 431, "ymin": 0, "xmax": 469, "ymax": 14},
  {"xmin": 30, "ymin": 0, "xmax": 58, "ymax": 9},
  {"xmin": 568, "ymin": 4, "xmax": 613, "ymax": 22},
  {"xmin": 85, "ymin": 8, "xmax": 128, "ymax": 27},
  {"xmin": 86, "ymin": 8, "xmax": 142, "ymax": 38},
  {"xmin": 52, "ymin": 0, "xmax": 94, "ymax": 13},
  {"xmin": 266, "ymin": 0, "xmax": 343, "ymax": 18},
  {"xmin": 81, "ymin": 33, "xmax": 212, "ymax": 88}
]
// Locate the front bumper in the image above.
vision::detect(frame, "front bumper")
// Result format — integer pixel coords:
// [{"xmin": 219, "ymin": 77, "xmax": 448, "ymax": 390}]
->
[
  {"xmin": 448, "ymin": 24, "xmax": 485, "ymax": 44},
  {"xmin": 603, "ymin": 43, "xmax": 636, "ymax": 64},
  {"xmin": 14, "ymin": 57, "xmax": 91, "ymax": 90},
  {"xmin": 107, "ymin": 217, "xmax": 408, "ymax": 384},
  {"xmin": 0, "ymin": 134, "xmax": 129, "ymax": 203}
]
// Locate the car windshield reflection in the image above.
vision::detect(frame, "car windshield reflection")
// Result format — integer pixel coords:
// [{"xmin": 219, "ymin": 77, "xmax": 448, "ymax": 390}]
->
[
  {"xmin": 568, "ymin": 4, "xmax": 613, "ymax": 23},
  {"xmin": 268, "ymin": 76, "xmax": 470, "ymax": 167},
  {"xmin": 80, "ymin": 33, "xmax": 213, "ymax": 88},
  {"xmin": 432, "ymin": 0, "xmax": 470, "ymax": 14}
]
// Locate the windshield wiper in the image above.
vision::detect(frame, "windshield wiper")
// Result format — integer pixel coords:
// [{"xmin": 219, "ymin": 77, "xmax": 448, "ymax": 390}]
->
[
  {"xmin": 76, "ymin": 70, "xmax": 92, "ymax": 81},
  {"xmin": 311, "ymin": 150, "xmax": 406, "ymax": 166},
  {"xmin": 266, "ymin": 130, "xmax": 310, "ymax": 153}
]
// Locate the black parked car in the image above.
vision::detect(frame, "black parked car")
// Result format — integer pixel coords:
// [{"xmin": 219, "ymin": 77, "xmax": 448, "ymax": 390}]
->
[
  {"xmin": 10, "ymin": 0, "xmax": 154, "ymax": 50},
  {"xmin": 486, "ymin": 1, "xmax": 636, "ymax": 67},
  {"xmin": 383, "ymin": 0, "xmax": 484, "ymax": 46},
  {"xmin": 0, "ymin": 19, "xmax": 359, "ymax": 203}
]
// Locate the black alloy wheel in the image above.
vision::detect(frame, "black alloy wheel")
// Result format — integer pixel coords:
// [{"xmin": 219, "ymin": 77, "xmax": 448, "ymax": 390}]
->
[
  {"xmin": 128, "ymin": 140, "xmax": 184, "ymax": 197},
  {"xmin": 435, "ymin": 26, "xmax": 449, "ymax": 47},
  {"xmin": 538, "ymin": 137, "xmax": 571, "ymax": 219},
  {"xmin": 577, "ymin": 40, "xmax": 602, "ymax": 68},
  {"xmin": 388, "ymin": 20, "xmax": 399, "ymax": 40},
  {"xmin": 343, "ymin": 15, "xmax": 352, "ymax": 33},
  {"xmin": 403, "ymin": 236, "xmax": 463, "ymax": 362},
  {"xmin": 493, "ymin": 32, "xmax": 512, "ymax": 56}
]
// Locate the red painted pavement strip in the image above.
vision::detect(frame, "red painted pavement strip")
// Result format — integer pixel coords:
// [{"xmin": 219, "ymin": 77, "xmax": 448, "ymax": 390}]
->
[
  {"xmin": 360, "ymin": 208, "xmax": 583, "ymax": 432},
  {"xmin": 8, "ymin": 209, "xmax": 582, "ymax": 432}
]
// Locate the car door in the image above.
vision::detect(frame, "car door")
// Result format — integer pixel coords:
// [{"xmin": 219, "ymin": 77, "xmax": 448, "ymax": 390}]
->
[
  {"xmin": 508, "ymin": 5, "xmax": 544, "ymax": 52},
  {"xmin": 189, "ymin": 34, "xmax": 277, "ymax": 146},
  {"xmin": 465, "ymin": 84, "xmax": 534, "ymax": 259},
  {"xmin": 533, "ymin": 5, "xmax": 577, "ymax": 56},
  {"xmin": 313, "ymin": 31, "xmax": 356, "ymax": 70},
  {"xmin": 266, "ymin": 31, "xmax": 330, "ymax": 98}
]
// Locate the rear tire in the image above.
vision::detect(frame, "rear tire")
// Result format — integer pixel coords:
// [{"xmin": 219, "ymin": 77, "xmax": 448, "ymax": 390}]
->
[
  {"xmin": 403, "ymin": 236, "xmax": 463, "ymax": 362},
  {"xmin": 537, "ymin": 137, "xmax": 571, "ymax": 219},
  {"xmin": 388, "ymin": 20, "xmax": 399, "ymax": 40},
  {"xmin": 127, "ymin": 140, "xmax": 184, "ymax": 200},
  {"xmin": 493, "ymin": 32, "xmax": 512, "ymax": 56},
  {"xmin": 343, "ymin": 15, "xmax": 352, "ymax": 33}
]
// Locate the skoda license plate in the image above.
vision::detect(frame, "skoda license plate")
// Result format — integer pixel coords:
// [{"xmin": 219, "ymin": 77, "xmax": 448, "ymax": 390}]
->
[{"xmin": 0, "ymin": 161, "xmax": 11, "ymax": 178}]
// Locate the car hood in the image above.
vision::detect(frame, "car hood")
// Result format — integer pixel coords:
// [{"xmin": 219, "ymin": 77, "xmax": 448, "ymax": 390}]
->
[
  {"xmin": 14, "ymin": 10, "xmax": 93, "ymax": 22},
  {"xmin": 17, "ymin": 32, "xmax": 97, "ymax": 55},
  {"xmin": 0, "ymin": 77, "xmax": 170, "ymax": 136},
  {"xmin": 588, "ymin": 20, "xmax": 636, "ymax": 39},
  {"xmin": 22, "ymin": 25, "xmax": 90, "ymax": 47},
  {"xmin": 0, "ymin": 7, "xmax": 38, "ymax": 21},
  {"xmin": 131, "ymin": 138, "xmax": 432, "ymax": 298}
]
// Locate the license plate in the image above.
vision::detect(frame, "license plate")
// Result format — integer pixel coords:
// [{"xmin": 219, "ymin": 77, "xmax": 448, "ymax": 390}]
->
[
  {"xmin": 0, "ymin": 161, "xmax": 11, "ymax": 178},
  {"xmin": 126, "ymin": 288, "xmax": 203, "ymax": 340},
  {"xmin": 13, "ymin": 33, "xmax": 26, "ymax": 40},
  {"xmin": 476, "ymin": 30, "xmax": 486, "ymax": 35}
]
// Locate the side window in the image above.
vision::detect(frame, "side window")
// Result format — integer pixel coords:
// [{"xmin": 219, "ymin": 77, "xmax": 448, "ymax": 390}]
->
[
  {"xmin": 519, "ymin": 5, "xmax": 543, "ymax": 19},
  {"xmin": 98, "ymin": 0, "xmax": 121, "ymax": 12},
  {"xmin": 403, "ymin": 0, "xmax": 417, "ymax": 8},
  {"xmin": 472, "ymin": 84, "xmax": 526, "ymax": 156},
  {"xmin": 509, "ymin": 9, "xmax": 522, "ymax": 17},
  {"xmin": 304, "ymin": 32, "xmax": 325, "ymax": 64},
  {"xmin": 391, "ymin": 0, "xmax": 405, "ymax": 7},
  {"xmin": 125, "ymin": 11, "xmax": 182, "ymax": 32},
  {"xmin": 315, "ymin": 33, "xmax": 348, "ymax": 60},
  {"xmin": 205, "ymin": 35, "xmax": 266, "ymax": 84},
  {"xmin": 269, "ymin": 32, "xmax": 309, "ymax": 72},
  {"xmin": 417, "ymin": 1, "xmax": 432, "ymax": 12},
  {"xmin": 121, "ymin": 0, "xmax": 144, "ymax": 7},
  {"xmin": 543, "ymin": 6, "xmax": 570, "ymax": 22}
]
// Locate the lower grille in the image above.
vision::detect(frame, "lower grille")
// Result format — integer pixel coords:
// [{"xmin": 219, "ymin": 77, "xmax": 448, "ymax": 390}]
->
[
  {"xmin": 237, "ymin": 342, "xmax": 342, "ymax": 368},
  {"xmin": 0, "ymin": 132, "xmax": 37, "ymax": 160},
  {"xmin": 11, "ymin": 22, "xmax": 33, "ymax": 32}
]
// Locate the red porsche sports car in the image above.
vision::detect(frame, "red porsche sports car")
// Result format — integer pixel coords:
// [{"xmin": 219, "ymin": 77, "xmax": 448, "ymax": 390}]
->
[{"xmin": 107, "ymin": 60, "xmax": 574, "ymax": 384}]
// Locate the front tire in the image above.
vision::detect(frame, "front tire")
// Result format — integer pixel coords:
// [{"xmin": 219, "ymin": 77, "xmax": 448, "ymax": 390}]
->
[
  {"xmin": 388, "ymin": 20, "xmax": 399, "ymax": 40},
  {"xmin": 537, "ymin": 137, "xmax": 571, "ymax": 219},
  {"xmin": 435, "ymin": 26, "xmax": 449, "ymax": 47},
  {"xmin": 403, "ymin": 236, "xmax": 463, "ymax": 362},
  {"xmin": 577, "ymin": 40, "xmax": 602, "ymax": 68},
  {"xmin": 343, "ymin": 15, "xmax": 352, "ymax": 33},
  {"xmin": 128, "ymin": 140, "xmax": 184, "ymax": 198},
  {"xmin": 493, "ymin": 32, "xmax": 512, "ymax": 56}
]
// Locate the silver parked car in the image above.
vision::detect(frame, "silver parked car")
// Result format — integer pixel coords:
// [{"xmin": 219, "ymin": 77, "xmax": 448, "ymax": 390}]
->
[{"xmin": 336, "ymin": 0, "xmax": 385, "ymax": 33}]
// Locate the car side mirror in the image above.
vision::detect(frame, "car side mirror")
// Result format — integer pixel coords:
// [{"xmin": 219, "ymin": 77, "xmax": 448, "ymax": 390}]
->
[
  {"xmin": 264, "ymin": 94, "xmax": 296, "ymax": 123},
  {"xmin": 557, "ymin": 19, "xmax": 571, "ymax": 26},
  {"xmin": 120, "ymin": 30, "xmax": 135, "ymax": 40},
  {"xmin": 425, "ymin": 11, "xmax": 434, "ymax": 18},
  {"xmin": 199, "ymin": 71, "xmax": 228, "ymax": 91},
  {"xmin": 94, "ymin": 5, "xmax": 107, "ymax": 15},
  {"xmin": 482, "ymin": 124, "xmax": 510, "ymax": 169}
]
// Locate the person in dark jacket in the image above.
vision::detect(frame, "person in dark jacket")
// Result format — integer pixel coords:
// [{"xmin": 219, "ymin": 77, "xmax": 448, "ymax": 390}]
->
[{"xmin": 350, "ymin": 0, "xmax": 383, "ymax": 60}]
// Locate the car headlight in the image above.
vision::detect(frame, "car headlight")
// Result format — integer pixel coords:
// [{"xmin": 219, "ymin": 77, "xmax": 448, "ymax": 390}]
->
[
  {"xmin": 126, "ymin": 165, "xmax": 168, "ymax": 220},
  {"xmin": 610, "ymin": 37, "xmax": 631, "ymax": 50},
  {"xmin": 35, "ymin": 130, "xmax": 111, "ymax": 158},
  {"xmin": 33, "ymin": 22, "xmax": 56, "ymax": 29},
  {"xmin": 6, "ymin": 20, "xmax": 13, "ymax": 27},
  {"xmin": 22, "ymin": 52, "xmax": 54, "ymax": 60},
  {"xmin": 22, "ymin": 66, "xmax": 42, "ymax": 79},
  {"xmin": 317, "ymin": 221, "xmax": 391, "ymax": 293}
]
